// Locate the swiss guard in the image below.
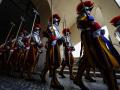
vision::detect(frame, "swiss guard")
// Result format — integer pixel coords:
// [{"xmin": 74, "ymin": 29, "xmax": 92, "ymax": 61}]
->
[
  {"xmin": 59, "ymin": 28, "xmax": 75, "ymax": 80},
  {"xmin": 109, "ymin": 15, "xmax": 120, "ymax": 73},
  {"xmin": 41, "ymin": 14, "xmax": 64, "ymax": 89},
  {"xmin": 110, "ymin": 15, "xmax": 120, "ymax": 43},
  {"xmin": 23, "ymin": 23, "xmax": 43, "ymax": 79},
  {"xmin": 0, "ymin": 23, "xmax": 15, "ymax": 72},
  {"xmin": 16, "ymin": 28, "xmax": 29, "ymax": 74},
  {"xmin": 1, "ymin": 35, "xmax": 14, "ymax": 72},
  {"xmin": 0, "ymin": 22, "xmax": 15, "ymax": 72},
  {"xmin": 32, "ymin": 23, "xmax": 43, "ymax": 49},
  {"xmin": 16, "ymin": 29, "xmax": 26, "ymax": 49},
  {"xmin": 73, "ymin": 1, "xmax": 119, "ymax": 90},
  {"xmin": 31, "ymin": 23, "xmax": 43, "ymax": 71},
  {"xmin": 31, "ymin": 23, "xmax": 44, "ymax": 71}
]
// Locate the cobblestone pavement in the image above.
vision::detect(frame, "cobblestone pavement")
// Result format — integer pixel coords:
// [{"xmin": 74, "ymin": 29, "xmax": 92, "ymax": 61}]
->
[{"xmin": 0, "ymin": 73, "xmax": 115, "ymax": 90}]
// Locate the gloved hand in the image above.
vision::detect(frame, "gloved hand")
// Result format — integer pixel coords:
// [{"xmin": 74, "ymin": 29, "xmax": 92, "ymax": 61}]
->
[
  {"xmin": 51, "ymin": 40, "xmax": 57, "ymax": 46},
  {"xmin": 88, "ymin": 15, "xmax": 94, "ymax": 22},
  {"xmin": 51, "ymin": 35, "xmax": 56, "ymax": 41}
]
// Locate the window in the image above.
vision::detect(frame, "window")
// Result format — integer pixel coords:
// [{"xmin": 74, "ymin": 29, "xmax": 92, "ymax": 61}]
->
[{"xmin": 115, "ymin": 0, "xmax": 120, "ymax": 7}]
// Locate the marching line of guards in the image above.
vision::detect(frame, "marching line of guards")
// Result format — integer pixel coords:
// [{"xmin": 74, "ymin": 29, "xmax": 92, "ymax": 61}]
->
[
  {"xmin": 0, "ymin": 23, "xmax": 44, "ymax": 79},
  {"xmin": 0, "ymin": 0, "xmax": 120, "ymax": 90},
  {"xmin": 0, "ymin": 11, "xmax": 76, "ymax": 89}
]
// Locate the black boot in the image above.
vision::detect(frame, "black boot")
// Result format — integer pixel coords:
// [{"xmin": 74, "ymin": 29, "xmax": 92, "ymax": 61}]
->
[
  {"xmin": 49, "ymin": 70, "xmax": 53, "ymax": 77},
  {"xmin": 85, "ymin": 67, "xmax": 96, "ymax": 82},
  {"xmin": 73, "ymin": 79, "xmax": 89, "ymax": 90},
  {"xmin": 51, "ymin": 69, "xmax": 64, "ymax": 89},
  {"xmin": 59, "ymin": 64, "xmax": 66, "ymax": 78},
  {"xmin": 59, "ymin": 71, "xmax": 66, "ymax": 78},
  {"xmin": 85, "ymin": 76, "xmax": 96, "ymax": 82},
  {"xmin": 40, "ymin": 73, "xmax": 46, "ymax": 83},
  {"xmin": 50, "ymin": 82, "xmax": 64, "ymax": 90},
  {"xmin": 50, "ymin": 76, "xmax": 64, "ymax": 89},
  {"xmin": 70, "ymin": 74, "xmax": 74, "ymax": 80}
]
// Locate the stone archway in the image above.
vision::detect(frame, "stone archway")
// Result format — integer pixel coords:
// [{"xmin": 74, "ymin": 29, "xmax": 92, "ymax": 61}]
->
[{"xmin": 31, "ymin": 0, "xmax": 51, "ymax": 28}]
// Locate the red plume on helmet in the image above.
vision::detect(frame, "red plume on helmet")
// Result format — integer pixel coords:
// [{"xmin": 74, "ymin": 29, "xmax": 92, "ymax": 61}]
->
[
  {"xmin": 19, "ymin": 27, "xmax": 27, "ymax": 34},
  {"xmin": 20, "ymin": 28, "xmax": 27, "ymax": 32},
  {"xmin": 110, "ymin": 15, "xmax": 120, "ymax": 27},
  {"xmin": 53, "ymin": 14, "xmax": 61, "ymax": 20},
  {"xmin": 62, "ymin": 28, "xmax": 71, "ymax": 35},
  {"xmin": 76, "ymin": 0, "xmax": 94, "ymax": 14},
  {"xmin": 34, "ymin": 23, "xmax": 42, "ymax": 29},
  {"xmin": 49, "ymin": 13, "xmax": 61, "ymax": 22}
]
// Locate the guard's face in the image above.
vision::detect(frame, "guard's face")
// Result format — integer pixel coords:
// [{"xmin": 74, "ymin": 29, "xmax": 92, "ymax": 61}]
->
[
  {"xmin": 115, "ymin": 27, "xmax": 120, "ymax": 42},
  {"xmin": 115, "ymin": 21, "xmax": 120, "ymax": 27},
  {"xmin": 116, "ymin": 26, "xmax": 120, "ymax": 33},
  {"xmin": 19, "ymin": 32, "xmax": 24, "ymax": 37},
  {"xmin": 65, "ymin": 32, "xmax": 70, "ymax": 36},
  {"xmin": 53, "ymin": 18, "xmax": 60, "ymax": 26},
  {"xmin": 34, "ymin": 28, "xmax": 40, "ymax": 32},
  {"xmin": 83, "ymin": 7, "xmax": 92, "ymax": 15}
]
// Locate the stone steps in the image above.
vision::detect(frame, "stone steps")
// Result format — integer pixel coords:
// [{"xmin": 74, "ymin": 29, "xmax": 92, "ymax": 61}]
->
[
  {"xmin": 56, "ymin": 58, "xmax": 120, "ymax": 79},
  {"xmin": 34, "ymin": 58, "xmax": 120, "ymax": 79}
]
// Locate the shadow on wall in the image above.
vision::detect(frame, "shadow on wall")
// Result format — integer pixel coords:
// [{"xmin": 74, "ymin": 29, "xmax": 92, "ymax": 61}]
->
[{"xmin": 31, "ymin": 0, "xmax": 51, "ymax": 29}]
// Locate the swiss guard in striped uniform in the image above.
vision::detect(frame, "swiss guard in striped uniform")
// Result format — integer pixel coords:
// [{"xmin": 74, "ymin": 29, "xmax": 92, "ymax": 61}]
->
[
  {"xmin": 73, "ymin": 1, "xmax": 119, "ymax": 90},
  {"xmin": 31, "ymin": 23, "xmax": 43, "ymax": 49},
  {"xmin": 16, "ymin": 28, "xmax": 29, "ymax": 74},
  {"xmin": 16, "ymin": 29, "xmax": 27, "ymax": 49},
  {"xmin": 41, "ymin": 14, "xmax": 64, "ymax": 89},
  {"xmin": 15, "ymin": 28, "xmax": 30, "ymax": 78},
  {"xmin": 1, "ymin": 35, "xmax": 14, "ymax": 72},
  {"xmin": 31, "ymin": 23, "xmax": 44, "ymax": 71},
  {"xmin": 110, "ymin": 15, "xmax": 120, "ymax": 43},
  {"xmin": 23, "ymin": 23, "xmax": 43, "ymax": 79},
  {"xmin": 59, "ymin": 28, "xmax": 75, "ymax": 80}
]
